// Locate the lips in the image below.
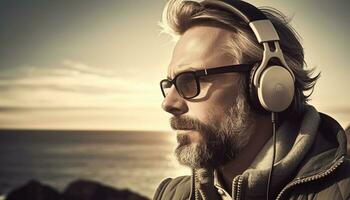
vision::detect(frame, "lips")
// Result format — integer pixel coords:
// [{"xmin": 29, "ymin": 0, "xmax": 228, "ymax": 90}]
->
[
  {"xmin": 174, "ymin": 127, "xmax": 193, "ymax": 130},
  {"xmin": 172, "ymin": 126, "xmax": 194, "ymax": 130},
  {"xmin": 176, "ymin": 130, "xmax": 193, "ymax": 134},
  {"xmin": 170, "ymin": 116, "xmax": 200, "ymax": 131}
]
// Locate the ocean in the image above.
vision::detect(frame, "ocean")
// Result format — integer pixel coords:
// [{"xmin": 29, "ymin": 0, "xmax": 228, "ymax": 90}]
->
[{"xmin": 0, "ymin": 130, "xmax": 190, "ymax": 198}]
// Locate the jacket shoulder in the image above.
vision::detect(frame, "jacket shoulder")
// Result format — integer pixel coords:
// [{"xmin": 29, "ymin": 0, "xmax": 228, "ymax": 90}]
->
[
  {"xmin": 318, "ymin": 158, "xmax": 350, "ymax": 199},
  {"xmin": 153, "ymin": 176, "xmax": 192, "ymax": 200},
  {"xmin": 289, "ymin": 158, "xmax": 350, "ymax": 200}
]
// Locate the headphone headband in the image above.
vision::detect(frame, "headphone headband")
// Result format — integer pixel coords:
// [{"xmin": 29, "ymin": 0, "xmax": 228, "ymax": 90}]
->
[
  {"xmin": 198, "ymin": 0, "xmax": 280, "ymax": 43},
  {"xmin": 203, "ymin": 0, "xmax": 267, "ymax": 22},
  {"xmin": 183, "ymin": 0, "xmax": 296, "ymax": 112}
]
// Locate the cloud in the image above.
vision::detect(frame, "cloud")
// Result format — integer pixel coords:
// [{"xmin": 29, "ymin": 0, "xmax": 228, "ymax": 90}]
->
[
  {"xmin": 61, "ymin": 59, "xmax": 120, "ymax": 78},
  {"xmin": 0, "ymin": 60, "xmax": 168, "ymax": 130},
  {"xmin": 0, "ymin": 60, "xmax": 161, "ymax": 110}
]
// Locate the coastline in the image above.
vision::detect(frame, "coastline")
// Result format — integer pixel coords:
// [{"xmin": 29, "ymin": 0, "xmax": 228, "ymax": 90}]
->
[{"xmin": 3, "ymin": 180, "xmax": 150, "ymax": 200}]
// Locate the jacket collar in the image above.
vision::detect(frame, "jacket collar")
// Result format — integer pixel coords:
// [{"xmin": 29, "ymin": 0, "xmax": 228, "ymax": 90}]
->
[{"xmin": 189, "ymin": 105, "xmax": 347, "ymax": 200}]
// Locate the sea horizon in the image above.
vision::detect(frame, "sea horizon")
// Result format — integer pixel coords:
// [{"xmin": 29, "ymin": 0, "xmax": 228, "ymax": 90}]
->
[{"xmin": 0, "ymin": 129, "xmax": 190, "ymax": 198}]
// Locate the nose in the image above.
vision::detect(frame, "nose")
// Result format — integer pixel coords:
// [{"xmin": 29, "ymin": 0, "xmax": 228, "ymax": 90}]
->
[{"xmin": 161, "ymin": 86, "xmax": 188, "ymax": 116}]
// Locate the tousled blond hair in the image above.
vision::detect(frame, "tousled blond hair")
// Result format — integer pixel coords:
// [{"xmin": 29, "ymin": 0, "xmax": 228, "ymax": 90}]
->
[{"xmin": 160, "ymin": 0, "xmax": 320, "ymax": 117}]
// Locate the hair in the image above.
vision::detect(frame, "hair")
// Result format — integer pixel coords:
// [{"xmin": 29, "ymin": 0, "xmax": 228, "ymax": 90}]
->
[{"xmin": 160, "ymin": 0, "xmax": 320, "ymax": 117}]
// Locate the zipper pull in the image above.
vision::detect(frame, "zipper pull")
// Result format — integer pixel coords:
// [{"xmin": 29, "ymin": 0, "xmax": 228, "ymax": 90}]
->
[{"xmin": 195, "ymin": 168, "xmax": 221, "ymax": 200}]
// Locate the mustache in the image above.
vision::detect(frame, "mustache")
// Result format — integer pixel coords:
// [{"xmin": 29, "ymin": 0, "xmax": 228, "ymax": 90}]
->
[{"xmin": 170, "ymin": 116, "xmax": 203, "ymax": 131}]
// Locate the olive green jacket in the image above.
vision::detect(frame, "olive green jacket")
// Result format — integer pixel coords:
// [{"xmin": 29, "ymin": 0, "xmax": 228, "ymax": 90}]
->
[{"xmin": 153, "ymin": 106, "xmax": 350, "ymax": 200}]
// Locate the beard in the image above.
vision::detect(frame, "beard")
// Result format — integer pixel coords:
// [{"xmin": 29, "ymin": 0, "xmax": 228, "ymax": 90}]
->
[{"xmin": 170, "ymin": 93, "xmax": 254, "ymax": 169}]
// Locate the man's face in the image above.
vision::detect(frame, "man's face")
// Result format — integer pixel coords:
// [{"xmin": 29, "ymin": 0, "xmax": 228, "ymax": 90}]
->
[{"xmin": 162, "ymin": 25, "xmax": 255, "ymax": 169}]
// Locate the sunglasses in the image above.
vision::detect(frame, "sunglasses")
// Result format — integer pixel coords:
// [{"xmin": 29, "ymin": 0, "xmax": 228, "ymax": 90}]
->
[{"xmin": 160, "ymin": 63, "xmax": 253, "ymax": 99}]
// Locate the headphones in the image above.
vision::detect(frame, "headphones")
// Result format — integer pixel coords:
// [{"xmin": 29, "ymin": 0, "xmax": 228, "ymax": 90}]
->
[{"xmin": 187, "ymin": 0, "xmax": 295, "ymax": 113}]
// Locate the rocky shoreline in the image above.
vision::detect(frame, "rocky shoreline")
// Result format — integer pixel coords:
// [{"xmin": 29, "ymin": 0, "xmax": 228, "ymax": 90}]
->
[{"xmin": 5, "ymin": 179, "xmax": 150, "ymax": 200}]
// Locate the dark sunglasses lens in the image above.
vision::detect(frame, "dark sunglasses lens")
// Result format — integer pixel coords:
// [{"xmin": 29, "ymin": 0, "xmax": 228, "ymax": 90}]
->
[
  {"xmin": 176, "ymin": 72, "xmax": 198, "ymax": 98},
  {"xmin": 161, "ymin": 80, "xmax": 172, "ymax": 97}
]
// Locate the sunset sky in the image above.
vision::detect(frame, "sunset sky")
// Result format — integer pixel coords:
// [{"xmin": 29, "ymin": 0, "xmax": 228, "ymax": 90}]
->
[{"xmin": 0, "ymin": 0, "xmax": 349, "ymax": 130}]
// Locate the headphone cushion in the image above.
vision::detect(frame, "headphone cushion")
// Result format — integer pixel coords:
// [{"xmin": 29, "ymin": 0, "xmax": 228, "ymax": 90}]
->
[
  {"xmin": 257, "ymin": 65, "xmax": 295, "ymax": 112},
  {"xmin": 248, "ymin": 63, "xmax": 267, "ymax": 113}
]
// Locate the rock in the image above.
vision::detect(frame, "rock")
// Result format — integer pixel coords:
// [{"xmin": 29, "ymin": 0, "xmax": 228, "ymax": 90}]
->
[
  {"xmin": 5, "ymin": 180, "xmax": 61, "ymax": 200},
  {"xmin": 5, "ymin": 180, "xmax": 149, "ymax": 200},
  {"xmin": 63, "ymin": 180, "xmax": 149, "ymax": 200},
  {"xmin": 346, "ymin": 126, "xmax": 350, "ymax": 154}
]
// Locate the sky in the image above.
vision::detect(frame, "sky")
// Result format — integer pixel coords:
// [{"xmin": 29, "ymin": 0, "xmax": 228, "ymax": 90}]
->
[{"xmin": 0, "ymin": 0, "xmax": 349, "ymax": 130}]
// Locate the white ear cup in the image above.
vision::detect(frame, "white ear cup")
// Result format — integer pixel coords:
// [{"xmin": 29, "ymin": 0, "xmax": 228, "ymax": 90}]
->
[{"xmin": 257, "ymin": 65, "xmax": 294, "ymax": 112}]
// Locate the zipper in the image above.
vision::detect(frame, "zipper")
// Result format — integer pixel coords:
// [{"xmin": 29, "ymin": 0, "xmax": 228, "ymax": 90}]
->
[
  {"xmin": 232, "ymin": 175, "xmax": 244, "ymax": 200},
  {"xmin": 193, "ymin": 169, "xmax": 200, "ymax": 200},
  {"xmin": 195, "ymin": 183, "xmax": 200, "ymax": 200},
  {"xmin": 275, "ymin": 156, "xmax": 345, "ymax": 200}
]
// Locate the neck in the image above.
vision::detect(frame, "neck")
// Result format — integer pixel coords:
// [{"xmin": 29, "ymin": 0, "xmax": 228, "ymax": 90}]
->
[{"xmin": 218, "ymin": 114, "xmax": 272, "ymax": 194}]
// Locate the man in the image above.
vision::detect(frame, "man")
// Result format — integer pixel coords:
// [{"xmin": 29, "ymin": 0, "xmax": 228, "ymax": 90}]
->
[{"xmin": 154, "ymin": 0, "xmax": 350, "ymax": 199}]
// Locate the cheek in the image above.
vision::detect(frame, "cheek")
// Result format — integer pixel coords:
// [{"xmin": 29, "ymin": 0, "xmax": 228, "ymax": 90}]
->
[
  {"xmin": 207, "ymin": 84, "xmax": 238, "ymax": 111},
  {"xmin": 201, "ymin": 77, "xmax": 239, "ymax": 104},
  {"xmin": 186, "ymin": 77, "xmax": 241, "ymax": 123},
  {"xmin": 212, "ymin": 87, "xmax": 237, "ymax": 105},
  {"xmin": 187, "ymin": 91, "xmax": 237, "ymax": 124}
]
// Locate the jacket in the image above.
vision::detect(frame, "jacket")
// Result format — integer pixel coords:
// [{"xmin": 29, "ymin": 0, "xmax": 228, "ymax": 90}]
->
[{"xmin": 153, "ymin": 106, "xmax": 350, "ymax": 200}]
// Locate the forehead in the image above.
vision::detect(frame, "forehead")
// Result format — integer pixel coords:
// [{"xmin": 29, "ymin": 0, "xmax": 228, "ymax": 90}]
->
[{"xmin": 167, "ymin": 25, "xmax": 235, "ymax": 78}]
